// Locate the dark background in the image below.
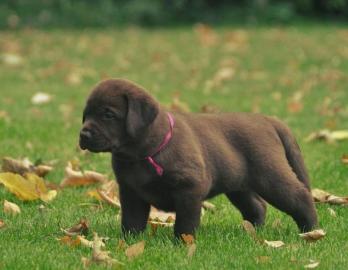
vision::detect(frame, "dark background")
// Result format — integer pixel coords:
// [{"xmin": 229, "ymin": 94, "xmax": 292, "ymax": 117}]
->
[{"xmin": 1, "ymin": 0, "xmax": 348, "ymax": 28}]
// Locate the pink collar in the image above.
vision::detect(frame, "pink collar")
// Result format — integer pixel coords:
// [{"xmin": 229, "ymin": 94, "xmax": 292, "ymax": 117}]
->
[{"xmin": 146, "ymin": 112, "xmax": 174, "ymax": 176}]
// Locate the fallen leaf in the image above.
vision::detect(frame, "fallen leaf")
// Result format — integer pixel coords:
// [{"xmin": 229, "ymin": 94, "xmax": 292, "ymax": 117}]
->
[
  {"xmin": 0, "ymin": 219, "xmax": 5, "ymax": 229},
  {"xmin": 97, "ymin": 189, "xmax": 121, "ymax": 208},
  {"xmin": 341, "ymin": 154, "xmax": 348, "ymax": 165},
  {"xmin": 187, "ymin": 243, "xmax": 197, "ymax": 258},
  {"xmin": 181, "ymin": 234, "xmax": 195, "ymax": 245},
  {"xmin": 125, "ymin": 241, "xmax": 145, "ymax": 260},
  {"xmin": 299, "ymin": 229, "xmax": 326, "ymax": 242},
  {"xmin": 62, "ymin": 218, "xmax": 89, "ymax": 236},
  {"xmin": 86, "ymin": 232, "xmax": 122, "ymax": 266},
  {"xmin": 306, "ymin": 129, "xmax": 348, "ymax": 143},
  {"xmin": 58, "ymin": 235, "xmax": 81, "ymax": 247},
  {"xmin": 0, "ymin": 172, "xmax": 57, "ymax": 202},
  {"xmin": 194, "ymin": 23, "xmax": 218, "ymax": 47},
  {"xmin": 202, "ymin": 201, "xmax": 216, "ymax": 211},
  {"xmin": 311, "ymin": 188, "xmax": 348, "ymax": 205},
  {"xmin": 3, "ymin": 200, "xmax": 21, "ymax": 215},
  {"xmin": 149, "ymin": 207, "xmax": 175, "ymax": 223},
  {"xmin": 31, "ymin": 92, "xmax": 52, "ymax": 105},
  {"xmin": 327, "ymin": 195, "xmax": 348, "ymax": 205},
  {"xmin": 312, "ymin": 188, "xmax": 331, "ymax": 202},
  {"xmin": 200, "ymin": 104, "xmax": 220, "ymax": 114},
  {"xmin": 242, "ymin": 220, "xmax": 258, "ymax": 240},
  {"xmin": 1, "ymin": 53, "xmax": 22, "ymax": 66},
  {"xmin": 60, "ymin": 162, "xmax": 107, "ymax": 188},
  {"xmin": 264, "ymin": 240, "xmax": 285, "ymax": 248},
  {"xmin": 169, "ymin": 96, "xmax": 190, "ymax": 113},
  {"xmin": 304, "ymin": 260, "xmax": 320, "ymax": 269},
  {"xmin": 287, "ymin": 101, "xmax": 303, "ymax": 113},
  {"xmin": 2, "ymin": 157, "xmax": 53, "ymax": 177},
  {"xmin": 77, "ymin": 235, "xmax": 95, "ymax": 248}
]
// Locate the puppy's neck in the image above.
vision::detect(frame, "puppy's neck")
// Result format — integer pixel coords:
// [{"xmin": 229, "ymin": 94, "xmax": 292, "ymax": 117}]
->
[{"xmin": 113, "ymin": 109, "xmax": 171, "ymax": 160}]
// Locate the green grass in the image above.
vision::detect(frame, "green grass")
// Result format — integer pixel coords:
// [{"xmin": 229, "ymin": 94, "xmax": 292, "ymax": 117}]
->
[{"xmin": 1, "ymin": 25, "xmax": 348, "ymax": 269}]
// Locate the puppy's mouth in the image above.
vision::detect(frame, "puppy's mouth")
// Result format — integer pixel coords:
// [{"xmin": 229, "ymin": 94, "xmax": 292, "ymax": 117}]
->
[{"xmin": 79, "ymin": 136, "xmax": 112, "ymax": 153}]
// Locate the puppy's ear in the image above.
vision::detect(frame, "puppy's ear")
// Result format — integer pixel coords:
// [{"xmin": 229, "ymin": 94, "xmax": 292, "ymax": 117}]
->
[{"xmin": 126, "ymin": 93, "xmax": 159, "ymax": 138}]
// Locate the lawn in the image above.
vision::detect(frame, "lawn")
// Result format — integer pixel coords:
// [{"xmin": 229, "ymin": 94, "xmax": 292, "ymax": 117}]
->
[{"xmin": 0, "ymin": 25, "xmax": 348, "ymax": 269}]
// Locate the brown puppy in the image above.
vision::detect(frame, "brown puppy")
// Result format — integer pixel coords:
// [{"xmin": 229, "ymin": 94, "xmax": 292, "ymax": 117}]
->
[{"xmin": 80, "ymin": 79, "xmax": 317, "ymax": 238}]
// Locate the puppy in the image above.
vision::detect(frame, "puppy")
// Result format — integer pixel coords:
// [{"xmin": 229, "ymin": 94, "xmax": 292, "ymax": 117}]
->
[{"xmin": 80, "ymin": 79, "xmax": 317, "ymax": 238}]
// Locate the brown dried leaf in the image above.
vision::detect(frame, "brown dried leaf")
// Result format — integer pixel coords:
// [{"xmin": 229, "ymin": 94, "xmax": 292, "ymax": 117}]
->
[
  {"xmin": 264, "ymin": 240, "xmax": 285, "ymax": 248},
  {"xmin": 0, "ymin": 219, "xmax": 5, "ymax": 229},
  {"xmin": 3, "ymin": 200, "xmax": 21, "ymax": 215},
  {"xmin": 125, "ymin": 241, "xmax": 145, "ymax": 260},
  {"xmin": 76, "ymin": 235, "xmax": 96, "ymax": 248},
  {"xmin": 242, "ymin": 220, "xmax": 257, "ymax": 240},
  {"xmin": 299, "ymin": 229, "xmax": 326, "ymax": 242},
  {"xmin": 327, "ymin": 195, "xmax": 348, "ymax": 205},
  {"xmin": 1, "ymin": 157, "xmax": 53, "ymax": 177},
  {"xmin": 62, "ymin": 218, "xmax": 89, "ymax": 236},
  {"xmin": 89, "ymin": 232, "xmax": 122, "ymax": 266},
  {"xmin": 181, "ymin": 234, "xmax": 195, "ymax": 245},
  {"xmin": 97, "ymin": 189, "xmax": 121, "ymax": 208},
  {"xmin": 149, "ymin": 207, "xmax": 175, "ymax": 223},
  {"xmin": 117, "ymin": 239, "xmax": 127, "ymax": 251},
  {"xmin": 312, "ymin": 188, "xmax": 331, "ymax": 202},
  {"xmin": 60, "ymin": 162, "xmax": 107, "ymax": 188},
  {"xmin": 341, "ymin": 154, "xmax": 348, "ymax": 165},
  {"xmin": 194, "ymin": 23, "xmax": 218, "ymax": 47},
  {"xmin": 58, "ymin": 235, "xmax": 81, "ymax": 247}
]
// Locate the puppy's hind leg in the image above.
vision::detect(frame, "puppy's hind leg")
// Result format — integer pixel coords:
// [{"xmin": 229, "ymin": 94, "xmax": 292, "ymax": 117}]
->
[
  {"xmin": 252, "ymin": 166, "xmax": 317, "ymax": 232},
  {"xmin": 226, "ymin": 191, "xmax": 267, "ymax": 226}
]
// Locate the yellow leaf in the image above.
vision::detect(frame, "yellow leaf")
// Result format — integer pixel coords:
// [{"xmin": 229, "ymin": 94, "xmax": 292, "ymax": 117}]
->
[
  {"xmin": 0, "ymin": 172, "xmax": 56, "ymax": 202},
  {"xmin": 3, "ymin": 200, "xmax": 21, "ymax": 214},
  {"xmin": 181, "ymin": 234, "xmax": 195, "ymax": 245},
  {"xmin": 0, "ymin": 219, "xmax": 5, "ymax": 229},
  {"xmin": 0, "ymin": 173, "xmax": 39, "ymax": 200}
]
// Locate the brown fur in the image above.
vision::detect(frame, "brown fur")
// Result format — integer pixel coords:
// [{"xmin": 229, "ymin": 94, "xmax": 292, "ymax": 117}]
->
[{"xmin": 80, "ymin": 79, "xmax": 318, "ymax": 238}]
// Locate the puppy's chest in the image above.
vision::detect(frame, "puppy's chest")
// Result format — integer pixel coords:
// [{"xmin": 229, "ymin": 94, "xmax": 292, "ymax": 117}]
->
[{"xmin": 114, "ymin": 163, "xmax": 175, "ymax": 211}]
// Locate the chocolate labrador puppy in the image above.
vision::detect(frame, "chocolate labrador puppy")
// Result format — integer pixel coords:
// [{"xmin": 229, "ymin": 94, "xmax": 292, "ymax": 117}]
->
[{"xmin": 79, "ymin": 79, "xmax": 317, "ymax": 238}]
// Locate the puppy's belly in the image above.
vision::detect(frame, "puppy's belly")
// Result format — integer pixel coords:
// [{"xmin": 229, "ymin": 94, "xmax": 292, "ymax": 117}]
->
[{"xmin": 139, "ymin": 182, "xmax": 176, "ymax": 212}]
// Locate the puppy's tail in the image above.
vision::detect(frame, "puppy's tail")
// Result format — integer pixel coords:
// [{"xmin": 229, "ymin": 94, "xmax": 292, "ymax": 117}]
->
[{"xmin": 267, "ymin": 117, "xmax": 311, "ymax": 190}]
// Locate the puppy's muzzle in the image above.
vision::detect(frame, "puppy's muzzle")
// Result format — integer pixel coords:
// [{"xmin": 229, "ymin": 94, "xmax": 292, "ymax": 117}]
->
[{"xmin": 79, "ymin": 128, "xmax": 93, "ymax": 150}]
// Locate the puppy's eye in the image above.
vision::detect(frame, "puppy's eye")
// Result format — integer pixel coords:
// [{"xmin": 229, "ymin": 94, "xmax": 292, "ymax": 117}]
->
[{"xmin": 104, "ymin": 110, "xmax": 115, "ymax": 120}]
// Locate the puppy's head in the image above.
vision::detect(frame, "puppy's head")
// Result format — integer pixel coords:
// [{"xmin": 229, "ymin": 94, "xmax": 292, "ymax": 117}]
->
[{"xmin": 79, "ymin": 79, "xmax": 159, "ymax": 153}]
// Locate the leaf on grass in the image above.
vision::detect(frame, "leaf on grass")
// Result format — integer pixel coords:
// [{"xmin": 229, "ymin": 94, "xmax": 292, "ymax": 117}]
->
[
  {"xmin": 181, "ymin": 234, "xmax": 195, "ymax": 245},
  {"xmin": 312, "ymin": 188, "xmax": 331, "ymax": 202},
  {"xmin": 341, "ymin": 154, "xmax": 348, "ymax": 165},
  {"xmin": 312, "ymin": 188, "xmax": 348, "ymax": 205},
  {"xmin": 77, "ymin": 235, "xmax": 95, "ymax": 248},
  {"xmin": 125, "ymin": 241, "xmax": 145, "ymax": 260},
  {"xmin": 117, "ymin": 239, "xmax": 127, "ymax": 251},
  {"xmin": 97, "ymin": 189, "xmax": 120, "ymax": 208},
  {"xmin": 87, "ymin": 180, "xmax": 121, "ymax": 208},
  {"xmin": 2, "ymin": 157, "xmax": 53, "ymax": 177},
  {"xmin": 169, "ymin": 96, "xmax": 190, "ymax": 113},
  {"xmin": 242, "ymin": 220, "xmax": 258, "ymax": 240},
  {"xmin": 305, "ymin": 129, "xmax": 348, "ymax": 143},
  {"xmin": 3, "ymin": 200, "xmax": 20, "ymax": 215},
  {"xmin": 304, "ymin": 260, "xmax": 320, "ymax": 269},
  {"xmin": 0, "ymin": 219, "xmax": 5, "ymax": 229},
  {"xmin": 31, "ymin": 92, "xmax": 52, "ymax": 105},
  {"xmin": 0, "ymin": 172, "xmax": 57, "ymax": 202},
  {"xmin": 1, "ymin": 53, "xmax": 22, "ymax": 66},
  {"xmin": 187, "ymin": 243, "xmax": 197, "ymax": 259},
  {"xmin": 299, "ymin": 229, "xmax": 326, "ymax": 242},
  {"xmin": 83, "ymin": 232, "xmax": 122, "ymax": 267},
  {"xmin": 264, "ymin": 240, "xmax": 285, "ymax": 248},
  {"xmin": 58, "ymin": 235, "xmax": 81, "ymax": 247},
  {"xmin": 60, "ymin": 162, "xmax": 107, "ymax": 188},
  {"xmin": 62, "ymin": 218, "xmax": 89, "ymax": 236},
  {"xmin": 202, "ymin": 201, "xmax": 216, "ymax": 212}
]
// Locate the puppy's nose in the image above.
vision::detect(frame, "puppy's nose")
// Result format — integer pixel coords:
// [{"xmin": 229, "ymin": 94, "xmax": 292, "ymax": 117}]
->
[{"xmin": 80, "ymin": 128, "xmax": 92, "ymax": 141}]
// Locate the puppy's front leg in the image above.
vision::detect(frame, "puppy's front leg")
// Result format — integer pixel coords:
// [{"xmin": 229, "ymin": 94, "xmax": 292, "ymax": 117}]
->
[
  {"xmin": 119, "ymin": 183, "xmax": 150, "ymax": 235},
  {"xmin": 174, "ymin": 192, "xmax": 202, "ymax": 238}
]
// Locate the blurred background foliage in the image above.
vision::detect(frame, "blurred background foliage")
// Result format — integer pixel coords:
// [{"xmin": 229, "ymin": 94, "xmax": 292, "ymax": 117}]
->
[{"xmin": 1, "ymin": 0, "xmax": 348, "ymax": 28}]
